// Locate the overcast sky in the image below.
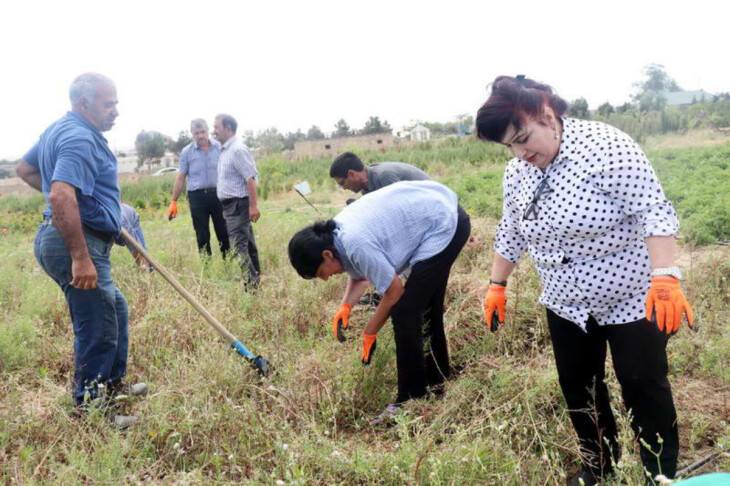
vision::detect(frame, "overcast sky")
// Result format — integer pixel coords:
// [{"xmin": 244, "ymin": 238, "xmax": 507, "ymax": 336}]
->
[{"xmin": 1, "ymin": 0, "xmax": 727, "ymax": 159}]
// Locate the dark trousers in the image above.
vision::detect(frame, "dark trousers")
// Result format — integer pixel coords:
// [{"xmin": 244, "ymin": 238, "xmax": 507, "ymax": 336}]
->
[
  {"xmin": 390, "ymin": 206, "xmax": 471, "ymax": 403},
  {"xmin": 188, "ymin": 189, "xmax": 230, "ymax": 258},
  {"xmin": 547, "ymin": 309, "xmax": 679, "ymax": 479},
  {"xmin": 220, "ymin": 196, "xmax": 260, "ymax": 284}
]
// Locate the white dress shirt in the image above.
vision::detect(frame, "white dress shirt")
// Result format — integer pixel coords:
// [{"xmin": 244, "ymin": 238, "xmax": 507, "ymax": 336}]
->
[{"xmin": 495, "ymin": 118, "xmax": 679, "ymax": 329}]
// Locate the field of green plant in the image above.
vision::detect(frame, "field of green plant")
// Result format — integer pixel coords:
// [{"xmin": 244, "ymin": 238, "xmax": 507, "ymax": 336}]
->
[{"xmin": 0, "ymin": 133, "xmax": 728, "ymax": 484}]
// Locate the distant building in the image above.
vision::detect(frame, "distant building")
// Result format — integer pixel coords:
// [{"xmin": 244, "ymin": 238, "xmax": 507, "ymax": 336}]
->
[
  {"xmin": 664, "ymin": 90, "xmax": 715, "ymax": 107},
  {"xmin": 409, "ymin": 125, "xmax": 431, "ymax": 142},
  {"xmin": 292, "ymin": 133, "xmax": 395, "ymax": 160}
]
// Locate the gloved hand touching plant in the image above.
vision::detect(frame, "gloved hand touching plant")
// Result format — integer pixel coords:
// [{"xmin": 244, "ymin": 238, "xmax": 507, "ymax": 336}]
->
[
  {"xmin": 332, "ymin": 303, "xmax": 352, "ymax": 342},
  {"xmin": 361, "ymin": 332, "xmax": 377, "ymax": 365},
  {"xmin": 483, "ymin": 284, "xmax": 506, "ymax": 332}
]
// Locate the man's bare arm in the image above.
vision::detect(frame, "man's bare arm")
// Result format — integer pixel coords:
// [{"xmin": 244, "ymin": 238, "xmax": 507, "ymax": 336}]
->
[
  {"xmin": 247, "ymin": 178, "xmax": 260, "ymax": 222},
  {"xmin": 171, "ymin": 172, "xmax": 186, "ymax": 201},
  {"xmin": 16, "ymin": 159, "xmax": 42, "ymax": 191},
  {"xmin": 49, "ymin": 181, "xmax": 97, "ymax": 289}
]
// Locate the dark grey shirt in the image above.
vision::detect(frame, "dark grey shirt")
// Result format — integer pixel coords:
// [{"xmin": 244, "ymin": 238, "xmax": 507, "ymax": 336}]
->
[{"xmin": 362, "ymin": 162, "xmax": 431, "ymax": 194}]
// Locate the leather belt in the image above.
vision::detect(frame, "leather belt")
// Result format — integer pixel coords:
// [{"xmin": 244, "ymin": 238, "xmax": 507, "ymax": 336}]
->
[{"xmin": 42, "ymin": 216, "xmax": 115, "ymax": 244}]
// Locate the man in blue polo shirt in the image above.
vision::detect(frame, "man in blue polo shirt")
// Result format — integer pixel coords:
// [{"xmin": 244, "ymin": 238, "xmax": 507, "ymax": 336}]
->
[
  {"xmin": 15, "ymin": 73, "xmax": 144, "ymax": 426},
  {"xmin": 166, "ymin": 118, "xmax": 229, "ymax": 258}
]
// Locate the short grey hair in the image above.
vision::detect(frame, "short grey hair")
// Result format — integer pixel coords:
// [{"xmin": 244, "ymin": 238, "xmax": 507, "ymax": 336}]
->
[
  {"xmin": 190, "ymin": 118, "xmax": 208, "ymax": 130},
  {"xmin": 215, "ymin": 114, "xmax": 238, "ymax": 134},
  {"xmin": 69, "ymin": 72, "xmax": 114, "ymax": 105}
]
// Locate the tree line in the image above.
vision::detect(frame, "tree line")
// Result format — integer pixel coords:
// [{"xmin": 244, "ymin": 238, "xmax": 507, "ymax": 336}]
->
[
  {"xmin": 132, "ymin": 65, "xmax": 729, "ymax": 166},
  {"xmin": 564, "ymin": 64, "xmax": 730, "ymax": 141}
]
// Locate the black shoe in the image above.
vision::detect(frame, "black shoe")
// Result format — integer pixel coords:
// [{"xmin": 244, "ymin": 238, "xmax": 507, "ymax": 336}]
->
[
  {"xmin": 567, "ymin": 468, "xmax": 599, "ymax": 486},
  {"xmin": 358, "ymin": 292, "xmax": 382, "ymax": 307}
]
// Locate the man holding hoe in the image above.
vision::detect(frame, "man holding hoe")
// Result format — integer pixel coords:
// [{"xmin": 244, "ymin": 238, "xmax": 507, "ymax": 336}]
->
[{"xmin": 16, "ymin": 73, "xmax": 146, "ymax": 427}]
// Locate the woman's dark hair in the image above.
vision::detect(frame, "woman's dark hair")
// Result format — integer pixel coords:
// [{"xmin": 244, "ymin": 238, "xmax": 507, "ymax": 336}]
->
[
  {"xmin": 288, "ymin": 220, "xmax": 339, "ymax": 279},
  {"xmin": 475, "ymin": 75, "xmax": 568, "ymax": 143}
]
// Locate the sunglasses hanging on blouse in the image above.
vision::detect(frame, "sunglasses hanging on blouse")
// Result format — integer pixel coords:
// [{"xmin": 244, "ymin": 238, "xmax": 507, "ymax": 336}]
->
[{"xmin": 522, "ymin": 178, "xmax": 553, "ymax": 221}]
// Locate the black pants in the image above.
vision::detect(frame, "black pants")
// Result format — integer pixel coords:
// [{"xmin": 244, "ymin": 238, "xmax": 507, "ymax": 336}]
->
[
  {"xmin": 390, "ymin": 206, "xmax": 471, "ymax": 403},
  {"xmin": 220, "ymin": 196, "xmax": 260, "ymax": 285},
  {"xmin": 188, "ymin": 189, "xmax": 230, "ymax": 258},
  {"xmin": 547, "ymin": 309, "xmax": 678, "ymax": 479}
]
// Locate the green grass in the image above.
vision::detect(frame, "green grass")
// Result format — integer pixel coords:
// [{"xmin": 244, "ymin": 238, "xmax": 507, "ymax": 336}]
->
[{"xmin": 0, "ymin": 132, "xmax": 728, "ymax": 484}]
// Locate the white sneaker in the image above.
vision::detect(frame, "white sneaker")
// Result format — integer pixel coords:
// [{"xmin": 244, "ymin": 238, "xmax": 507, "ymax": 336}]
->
[
  {"xmin": 370, "ymin": 404, "xmax": 403, "ymax": 426},
  {"xmin": 111, "ymin": 382, "xmax": 148, "ymax": 399},
  {"xmin": 113, "ymin": 414, "xmax": 140, "ymax": 429},
  {"xmin": 127, "ymin": 382, "xmax": 148, "ymax": 397}
]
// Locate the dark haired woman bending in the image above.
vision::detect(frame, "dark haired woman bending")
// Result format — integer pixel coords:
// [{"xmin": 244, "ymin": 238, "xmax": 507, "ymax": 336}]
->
[
  {"xmin": 476, "ymin": 75, "xmax": 694, "ymax": 486},
  {"xmin": 288, "ymin": 181, "xmax": 470, "ymax": 421}
]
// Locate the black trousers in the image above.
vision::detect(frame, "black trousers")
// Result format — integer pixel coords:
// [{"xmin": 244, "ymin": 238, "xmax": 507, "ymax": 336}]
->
[
  {"xmin": 220, "ymin": 196, "xmax": 260, "ymax": 285},
  {"xmin": 547, "ymin": 309, "xmax": 678, "ymax": 479},
  {"xmin": 390, "ymin": 206, "xmax": 471, "ymax": 403},
  {"xmin": 188, "ymin": 189, "xmax": 230, "ymax": 258}
]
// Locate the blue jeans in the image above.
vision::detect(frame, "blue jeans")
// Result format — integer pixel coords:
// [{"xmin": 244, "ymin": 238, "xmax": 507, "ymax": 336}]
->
[{"xmin": 34, "ymin": 223, "xmax": 129, "ymax": 405}]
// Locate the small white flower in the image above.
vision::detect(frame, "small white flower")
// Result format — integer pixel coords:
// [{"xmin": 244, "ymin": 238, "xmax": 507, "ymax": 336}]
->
[
  {"xmin": 331, "ymin": 450, "xmax": 342, "ymax": 458},
  {"xmin": 173, "ymin": 442, "xmax": 180, "ymax": 449},
  {"xmin": 541, "ymin": 455, "xmax": 549, "ymax": 462},
  {"xmin": 324, "ymin": 430, "xmax": 330, "ymax": 436},
  {"xmin": 228, "ymin": 454, "xmax": 234, "ymax": 460},
  {"xmin": 281, "ymin": 443, "xmax": 289, "ymax": 450},
  {"xmin": 276, "ymin": 480, "xmax": 286, "ymax": 485}
]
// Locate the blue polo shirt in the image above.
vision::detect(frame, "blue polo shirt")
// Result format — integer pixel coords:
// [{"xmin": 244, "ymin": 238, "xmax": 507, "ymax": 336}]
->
[
  {"xmin": 24, "ymin": 111, "xmax": 121, "ymax": 234},
  {"xmin": 115, "ymin": 203, "xmax": 147, "ymax": 254},
  {"xmin": 179, "ymin": 139, "xmax": 221, "ymax": 191}
]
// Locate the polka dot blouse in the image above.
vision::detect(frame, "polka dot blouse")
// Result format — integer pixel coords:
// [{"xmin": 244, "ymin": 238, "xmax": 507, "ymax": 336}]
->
[{"xmin": 494, "ymin": 118, "xmax": 679, "ymax": 329}]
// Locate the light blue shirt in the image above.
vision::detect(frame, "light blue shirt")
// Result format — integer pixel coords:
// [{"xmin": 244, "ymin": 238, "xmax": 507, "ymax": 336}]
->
[
  {"xmin": 115, "ymin": 203, "xmax": 147, "ymax": 254},
  {"xmin": 333, "ymin": 180, "xmax": 459, "ymax": 293},
  {"xmin": 179, "ymin": 139, "xmax": 221, "ymax": 191},
  {"xmin": 216, "ymin": 136, "xmax": 258, "ymax": 200}
]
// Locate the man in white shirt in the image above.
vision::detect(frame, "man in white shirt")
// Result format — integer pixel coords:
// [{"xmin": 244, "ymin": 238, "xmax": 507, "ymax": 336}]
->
[{"xmin": 213, "ymin": 114, "xmax": 261, "ymax": 287}]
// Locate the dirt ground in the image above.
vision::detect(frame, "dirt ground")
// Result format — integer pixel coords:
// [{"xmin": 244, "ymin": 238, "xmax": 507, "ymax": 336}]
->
[
  {"xmin": 0, "ymin": 172, "xmax": 146, "ymax": 197},
  {"xmin": 0, "ymin": 177, "xmax": 36, "ymax": 196}
]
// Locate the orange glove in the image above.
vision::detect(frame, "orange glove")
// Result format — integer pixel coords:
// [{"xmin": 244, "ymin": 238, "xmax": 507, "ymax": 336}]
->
[
  {"xmin": 645, "ymin": 276, "xmax": 695, "ymax": 334},
  {"xmin": 483, "ymin": 284, "xmax": 506, "ymax": 332},
  {"xmin": 361, "ymin": 333, "xmax": 377, "ymax": 365},
  {"xmin": 167, "ymin": 200, "xmax": 178, "ymax": 221},
  {"xmin": 332, "ymin": 303, "xmax": 352, "ymax": 342}
]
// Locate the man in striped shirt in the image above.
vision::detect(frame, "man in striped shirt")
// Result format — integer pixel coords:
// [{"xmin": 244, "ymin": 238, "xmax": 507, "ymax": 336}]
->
[{"xmin": 214, "ymin": 114, "xmax": 261, "ymax": 287}]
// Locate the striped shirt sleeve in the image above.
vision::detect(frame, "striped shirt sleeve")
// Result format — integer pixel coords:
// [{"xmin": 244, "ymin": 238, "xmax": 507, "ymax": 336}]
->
[{"xmin": 234, "ymin": 146, "xmax": 258, "ymax": 181}]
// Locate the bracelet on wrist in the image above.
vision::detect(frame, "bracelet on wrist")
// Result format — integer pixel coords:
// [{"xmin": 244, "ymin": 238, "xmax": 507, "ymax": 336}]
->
[
  {"xmin": 650, "ymin": 266, "xmax": 682, "ymax": 280},
  {"xmin": 489, "ymin": 279, "xmax": 507, "ymax": 286}
]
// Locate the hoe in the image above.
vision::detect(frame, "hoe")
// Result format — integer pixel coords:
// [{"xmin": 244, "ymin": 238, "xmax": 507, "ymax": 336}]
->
[{"xmin": 121, "ymin": 229, "xmax": 273, "ymax": 377}]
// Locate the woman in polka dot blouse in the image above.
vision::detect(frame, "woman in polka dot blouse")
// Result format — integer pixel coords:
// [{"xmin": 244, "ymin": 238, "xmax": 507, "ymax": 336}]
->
[{"xmin": 475, "ymin": 75, "xmax": 695, "ymax": 486}]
